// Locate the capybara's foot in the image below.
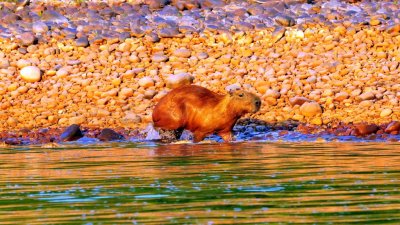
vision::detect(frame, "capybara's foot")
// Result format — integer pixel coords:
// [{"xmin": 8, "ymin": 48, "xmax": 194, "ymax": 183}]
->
[{"xmin": 158, "ymin": 128, "xmax": 183, "ymax": 142}]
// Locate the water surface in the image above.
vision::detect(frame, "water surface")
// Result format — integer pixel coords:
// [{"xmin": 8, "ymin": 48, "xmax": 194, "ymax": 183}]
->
[{"xmin": 1, "ymin": 141, "xmax": 400, "ymax": 224}]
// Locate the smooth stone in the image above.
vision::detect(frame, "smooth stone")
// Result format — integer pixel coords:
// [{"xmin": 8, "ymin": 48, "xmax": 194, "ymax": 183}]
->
[
  {"xmin": 20, "ymin": 66, "xmax": 41, "ymax": 82},
  {"xmin": 75, "ymin": 36, "xmax": 89, "ymax": 47},
  {"xmin": 173, "ymin": 48, "xmax": 191, "ymax": 58},
  {"xmin": 158, "ymin": 27, "xmax": 181, "ymax": 38},
  {"xmin": 97, "ymin": 128, "xmax": 125, "ymax": 141},
  {"xmin": 145, "ymin": 0, "xmax": 168, "ymax": 10},
  {"xmin": 60, "ymin": 124, "xmax": 83, "ymax": 141},
  {"xmin": 41, "ymin": 10, "xmax": 69, "ymax": 24},
  {"xmin": 334, "ymin": 92, "xmax": 349, "ymax": 101},
  {"xmin": 226, "ymin": 83, "xmax": 241, "ymax": 92},
  {"xmin": 275, "ymin": 14, "xmax": 296, "ymax": 27},
  {"xmin": 201, "ymin": 0, "xmax": 225, "ymax": 8},
  {"xmin": 32, "ymin": 21, "xmax": 48, "ymax": 33},
  {"xmin": 144, "ymin": 89, "xmax": 157, "ymax": 99},
  {"xmin": 166, "ymin": 73, "xmax": 194, "ymax": 89},
  {"xmin": 152, "ymin": 54, "xmax": 169, "ymax": 62},
  {"xmin": 358, "ymin": 92, "xmax": 375, "ymax": 101},
  {"xmin": 17, "ymin": 59, "xmax": 31, "ymax": 68},
  {"xmin": 380, "ymin": 108, "xmax": 392, "ymax": 117},
  {"xmin": 122, "ymin": 112, "xmax": 142, "ymax": 125},
  {"xmin": 0, "ymin": 59, "xmax": 9, "ymax": 69},
  {"xmin": 138, "ymin": 77, "xmax": 155, "ymax": 88},
  {"xmin": 264, "ymin": 89, "xmax": 281, "ymax": 99},
  {"xmin": 289, "ymin": 96, "xmax": 310, "ymax": 106},
  {"xmin": 300, "ymin": 102, "xmax": 322, "ymax": 117},
  {"xmin": 19, "ymin": 32, "xmax": 36, "ymax": 46}
]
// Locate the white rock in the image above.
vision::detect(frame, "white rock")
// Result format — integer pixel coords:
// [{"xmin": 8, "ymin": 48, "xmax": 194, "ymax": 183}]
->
[
  {"xmin": 380, "ymin": 109, "xmax": 392, "ymax": 117},
  {"xmin": 20, "ymin": 66, "xmax": 41, "ymax": 82},
  {"xmin": 166, "ymin": 73, "xmax": 194, "ymax": 89},
  {"xmin": 138, "ymin": 77, "xmax": 155, "ymax": 88}
]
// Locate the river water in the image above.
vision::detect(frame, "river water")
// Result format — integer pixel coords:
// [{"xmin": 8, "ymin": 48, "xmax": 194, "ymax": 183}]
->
[{"xmin": 1, "ymin": 141, "xmax": 400, "ymax": 224}]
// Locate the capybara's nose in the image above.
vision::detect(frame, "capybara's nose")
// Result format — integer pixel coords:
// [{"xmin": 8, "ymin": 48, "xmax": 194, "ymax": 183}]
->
[{"xmin": 255, "ymin": 99, "xmax": 261, "ymax": 108}]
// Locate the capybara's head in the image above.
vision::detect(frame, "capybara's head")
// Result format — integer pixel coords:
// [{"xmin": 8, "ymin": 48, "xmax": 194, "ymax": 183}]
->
[{"xmin": 228, "ymin": 90, "xmax": 261, "ymax": 114}]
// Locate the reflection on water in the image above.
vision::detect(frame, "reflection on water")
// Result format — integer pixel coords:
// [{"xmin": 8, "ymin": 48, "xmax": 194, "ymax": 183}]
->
[{"xmin": 1, "ymin": 142, "xmax": 400, "ymax": 224}]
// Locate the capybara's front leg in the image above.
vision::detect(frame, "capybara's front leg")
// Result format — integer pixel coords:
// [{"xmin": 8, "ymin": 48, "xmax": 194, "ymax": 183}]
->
[
  {"xmin": 219, "ymin": 131, "xmax": 233, "ymax": 142},
  {"xmin": 193, "ymin": 131, "xmax": 206, "ymax": 143}
]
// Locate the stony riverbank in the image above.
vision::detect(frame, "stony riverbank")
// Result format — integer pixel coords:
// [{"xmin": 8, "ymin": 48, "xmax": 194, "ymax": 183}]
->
[{"xmin": 1, "ymin": 0, "xmax": 400, "ymax": 142}]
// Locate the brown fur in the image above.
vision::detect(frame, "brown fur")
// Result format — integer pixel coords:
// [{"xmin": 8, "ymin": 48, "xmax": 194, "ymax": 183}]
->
[{"xmin": 152, "ymin": 85, "xmax": 261, "ymax": 142}]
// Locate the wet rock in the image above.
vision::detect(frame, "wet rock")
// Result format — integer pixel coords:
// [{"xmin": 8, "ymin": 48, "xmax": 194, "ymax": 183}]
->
[
  {"xmin": 19, "ymin": 32, "xmax": 36, "ymax": 46},
  {"xmin": 41, "ymin": 10, "xmax": 69, "ymax": 24},
  {"xmin": 166, "ymin": 73, "xmax": 194, "ymax": 89},
  {"xmin": 60, "ymin": 124, "xmax": 83, "ymax": 142},
  {"xmin": 75, "ymin": 36, "xmax": 89, "ymax": 47},
  {"xmin": 32, "ymin": 21, "xmax": 48, "ymax": 33},
  {"xmin": 20, "ymin": 66, "xmax": 41, "ymax": 82},
  {"xmin": 354, "ymin": 124, "xmax": 379, "ymax": 136},
  {"xmin": 385, "ymin": 121, "xmax": 400, "ymax": 133},
  {"xmin": 289, "ymin": 96, "xmax": 310, "ymax": 106},
  {"xmin": 275, "ymin": 14, "xmax": 296, "ymax": 27},
  {"xmin": 97, "ymin": 128, "xmax": 125, "ymax": 141},
  {"xmin": 300, "ymin": 102, "xmax": 322, "ymax": 117}
]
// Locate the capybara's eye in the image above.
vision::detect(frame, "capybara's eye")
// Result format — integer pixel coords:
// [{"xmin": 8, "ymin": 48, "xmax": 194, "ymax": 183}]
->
[{"xmin": 238, "ymin": 93, "xmax": 244, "ymax": 97}]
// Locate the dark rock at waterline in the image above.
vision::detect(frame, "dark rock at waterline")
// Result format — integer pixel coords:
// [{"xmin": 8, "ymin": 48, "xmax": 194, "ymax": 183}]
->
[
  {"xmin": 97, "ymin": 128, "xmax": 125, "ymax": 141},
  {"xmin": 60, "ymin": 124, "xmax": 83, "ymax": 141},
  {"xmin": 385, "ymin": 121, "xmax": 400, "ymax": 134},
  {"xmin": 75, "ymin": 36, "xmax": 89, "ymax": 47},
  {"xmin": 354, "ymin": 124, "xmax": 379, "ymax": 136}
]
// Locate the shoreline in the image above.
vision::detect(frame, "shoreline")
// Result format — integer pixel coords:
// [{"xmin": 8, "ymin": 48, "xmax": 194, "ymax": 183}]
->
[{"xmin": 1, "ymin": 0, "xmax": 400, "ymax": 142}]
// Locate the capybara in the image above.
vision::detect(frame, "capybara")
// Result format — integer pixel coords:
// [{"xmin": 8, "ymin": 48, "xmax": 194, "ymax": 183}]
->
[{"xmin": 152, "ymin": 85, "xmax": 261, "ymax": 142}]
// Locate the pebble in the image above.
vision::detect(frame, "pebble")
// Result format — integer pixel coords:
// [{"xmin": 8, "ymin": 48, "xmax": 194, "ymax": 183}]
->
[
  {"xmin": 380, "ymin": 109, "xmax": 392, "ymax": 117},
  {"xmin": 289, "ymin": 96, "xmax": 310, "ymax": 106},
  {"xmin": 300, "ymin": 102, "xmax": 322, "ymax": 117},
  {"xmin": 75, "ymin": 36, "xmax": 89, "ymax": 47},
  {"xmin": 60, "ymin": 124, "xmax": 83, "ymax": 141},
  {"xmin": 32, "ymin": 22, "xmax": 49, "ymax": 33},
  {"xmin": 20, "ymin": 66, "xmax": 41, "ymax": 82},
  {"xmin": 19, "ymin": 32, "xmax": 36, "ymax": 46},
  {"xmin": 358, "ymin": 92, "xmax": 375, "ymax": 101},
  {"xmin": 152, "ymin": 54, "xmax": 169, "ymax": 62},
  {"xmin": 173, "ymin": 48, "xmax": 191, "ymax": 58},
  {"xmin": 166, "ymin": 73, "xmax": 194, "ymax": 89},
  {"xmin": 139, "ymin": 77, "xmax": 155, "ymax": 88}
]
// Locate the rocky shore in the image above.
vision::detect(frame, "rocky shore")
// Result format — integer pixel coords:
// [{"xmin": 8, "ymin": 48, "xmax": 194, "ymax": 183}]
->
[{"xmin": 1, "ymin": 0, "xmax": 400, "ymax": 144}]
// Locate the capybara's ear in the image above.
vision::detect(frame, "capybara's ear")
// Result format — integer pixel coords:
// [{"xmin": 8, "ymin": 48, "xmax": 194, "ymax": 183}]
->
[{"xmin": 228, "ymin": 89, "xmax": 234, "ymax": 96}]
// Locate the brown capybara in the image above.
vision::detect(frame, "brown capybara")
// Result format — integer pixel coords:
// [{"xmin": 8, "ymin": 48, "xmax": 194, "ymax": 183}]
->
[{"xmin": 152, "ymin": 85, "xmax": 261, "ymax": 142}]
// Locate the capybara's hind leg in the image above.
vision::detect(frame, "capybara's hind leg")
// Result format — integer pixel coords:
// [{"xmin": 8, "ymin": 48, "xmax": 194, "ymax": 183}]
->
[{"xmin": 193, "ymin": 131, "xmax": 207, "ymax": 143}]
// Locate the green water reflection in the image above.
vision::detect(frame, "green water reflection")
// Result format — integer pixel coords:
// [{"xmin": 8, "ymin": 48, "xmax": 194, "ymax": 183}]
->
[{"xmin": 0, "ymin": 142, "xmax": 400, "ymax": 224}]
